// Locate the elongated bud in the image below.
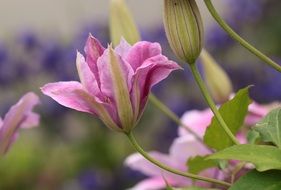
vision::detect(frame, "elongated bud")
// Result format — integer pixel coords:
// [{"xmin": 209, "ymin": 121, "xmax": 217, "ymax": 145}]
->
[
  {"xmin": 200, "ymin": 49, "xmax": 233, "ymax": 103},
  {"xmin": 110, "ymin": 0, "xmax": 140, "ymax": 46},
  {"xmin": 163, "ymin": 0, "xmax": 204, "ymax": 64},
  {"xmin": 108, "ymin": 45, "xmax": 134, "ymax": 132}
]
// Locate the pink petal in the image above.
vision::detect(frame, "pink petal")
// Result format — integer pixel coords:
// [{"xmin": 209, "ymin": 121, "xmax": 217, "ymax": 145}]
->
[
  {"xmin": 137, "ymin": 56, "xmax": 181, "ymax": 89},
  {"xmin": 41, "ymin": 81, "xmax": 120, "ymax": 130},
  {"xmin": 84, "ymin": 34, "xmax": 105, "ymax": 88},
  {"xmin": 236, "ymin": 132, "xmax": 247, "ymax": 144},
  {"xmin": 245, "ymin": 102, "xmax": 269, "ymax": 125},
  {"xmin": 126, "ymin": 152, "xmax": 192, "ymax": 189},
  {"xmin": 115, "ymin": 38, "xmax": 132, "ymax": 57},
  {"xmin": 76, "ymin": 51, "xmax": 102, "ymax": 98},
  {"xmin": 169, "ymin": 136, "xmax": 218, "ymax": 188},
  {"xmin": 125, "ymin": 151, "xmax": 192, "ymax": 187},
  {"xmin": 125, "ymin": 41, "xmax": 162, "ymax": 71},
  {"xmin": 4, "ymin": 92, "xmax": 40, "ymax": 129},
  {"xmin": 0, "ymin": 118, "xmax": 3, "ymax": 128},
  {"xmin": 97, "ymin": 48, "xmax": 134, "ymax": 101},
  {"xmin": 20, "ymin": 112, "xmax": 40, "ymax": 129},
  {"xmin": 169, "ymin": 135, "xmax": 211, "ymax": 166},
  {"xmin": 41, "ymin": 81, "xmax": 99, "ymax": 115},
  {"xmin": 125, "ymin": 151, "xmax": 175, "ymax": 177},
  {"xmin": 129, "ymin": 177, "xmax": 176, "ymax": 190},
  {"xmin": 194, "ymin": 168, "xmax": 221, "ymax": 188},
  {"xmin": 178, "ymin": 109, "xmax": 213, "ymax": 137},
  {"xmin": 132, "ymin": 55, "xmax": 181, "ymax": 115},
  {"xmin": 0, "ymin": 92, "xmax": 40, "ymax": 154}
]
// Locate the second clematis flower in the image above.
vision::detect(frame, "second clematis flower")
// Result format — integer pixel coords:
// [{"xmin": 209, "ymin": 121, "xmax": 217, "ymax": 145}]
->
[
  {"xmin": 0, "ymin": 92, "xmax": 40, "ymax": 155},
  {"xmin": 124, "ymin": 101, "xmax": 276, "ymax": 190},
  {"xmin": 41, "ymin": 35, "xmax": 181, "ymax": 133}
]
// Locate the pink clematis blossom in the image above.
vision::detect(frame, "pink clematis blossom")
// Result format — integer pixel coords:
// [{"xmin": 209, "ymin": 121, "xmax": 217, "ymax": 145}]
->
[
  {"xmin": 125, "ymin": 135, "xmax": 213, "ymax": 190},
  {"xmin": 41, "ymin": 35, "xmax": 181, "ymax": 133},
  {"xmin": 125, "ymin": 100, "xmax": 273, "ymax": 190},
  {"xmin": 0, "ymin": 92, "xmax": 40, "ymax": 155},
  {"xmin": 178, "ymin": 101, "xmax": 273, "ymax": 138}
]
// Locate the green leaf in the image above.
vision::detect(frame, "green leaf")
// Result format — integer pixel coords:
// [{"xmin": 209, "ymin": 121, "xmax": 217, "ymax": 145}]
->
[
  {"xmin": 254, "ymin": 107, "xmax": 281, "ymax": 149},
  {"xmin": 166, "ymin": 185, "xmax": 174, "ymax": 190},
  {"xmin": 247, "ymin": 129, "xmax": 261, "ymax": 144},
  {"xmin": 218, "ymin": 160, "xmax": 228, "ymax": 170},
  {"xmin": 208, "ymin": 144, "xmax": 281, "ymax": 171},
  {"xmin": 187, "ymin": 156, "xmax": 218, "ymax": 174},
  {"xmin": 203, "ymin": 87, "xmax": 252, "ymax": 150},
  {"xmin": 229, "ymin": 170, "xmax": 281, "ymax": 190}
]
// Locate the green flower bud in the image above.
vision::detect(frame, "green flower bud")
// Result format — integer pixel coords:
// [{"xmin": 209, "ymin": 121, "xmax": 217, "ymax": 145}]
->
[
  {"xmin": 108, "ymin": 45, "xmax": 134, "ymax": 132},
  {"xmin": 110, "ymin": 0, "xmax": 140, "ymax": 46},
  {"xmin": 200, "ymin": 49, "xmax": 233, "ymax": 103},
  {"xmin": 163, "ymin": 0, "xmax": 204, "ymax": 64}
]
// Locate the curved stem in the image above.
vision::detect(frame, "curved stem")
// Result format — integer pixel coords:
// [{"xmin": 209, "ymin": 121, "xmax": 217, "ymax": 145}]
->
[
  {"xmin": 189, "ymin": 63, "xmax": 240, "ymax": 145},
  {"xmin": 149, "ymin": 94, "xmax": 203, "ymax": 143},
  {"xmin": 126, "ymin": 132, "xmax": 231, "ymax": 187},
  {"xmin": 204, "ymin": 0, "xmax": 281, "ymax": 73}
]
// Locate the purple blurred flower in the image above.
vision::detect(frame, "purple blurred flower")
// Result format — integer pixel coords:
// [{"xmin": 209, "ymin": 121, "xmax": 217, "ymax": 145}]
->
[
  {"xmin": 17, "ymin": 30, "xmax": 41, "ymax": 51},
  {"xmin": 42, "ymin": 42, "xmax": 64, "ymax": 71},
  {"xmin": 79, "ymin": 170, "xmax": 102, "ymax": 190},
  {"xmin": 225, "ymin": 64, "xmax": 281, "ymax": 103},
  {"xmin": 74, "ymin": 22, "xmax": 109, "ymax": 51},
  {"xmin": 0, "ymin": 43, "xmax": 14, "ymax": 85},
  {"xmin": 205, "ymin": 0, "xmax": 264, "ymax": 51},
  {"xmin": 227, "ymin": 0, "xmax": 264, "ymax": 24},
  {"xmin": 252, "ymin": 66, "xmax": 281, "ymax": 102},
  {"xmin": 205, "ymin": 25, "xmax": 233, "ymax": 50},
  {"xmin": 0, "ymin": 44, "xmax": 8, "ymax": 63}
]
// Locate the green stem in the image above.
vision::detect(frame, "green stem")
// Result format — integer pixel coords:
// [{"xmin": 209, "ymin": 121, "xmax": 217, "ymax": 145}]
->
[
  {"xmin": 189, "ymin": 63, "xmax": 240, "ymax": 145},
  {"xmin": 126, "ymin": 132, "xmax": 231, "ymax": 187},
  {"xmin": 204, "ymin": 0, "xmax": 281, "ymax": 73},
  {"xmin": 231, "ymin": 161, "xmax": 247, "ymax": 184},
  {"xmin": 149, "ymin": 94, "xmax": 203, "ymax": 143}
]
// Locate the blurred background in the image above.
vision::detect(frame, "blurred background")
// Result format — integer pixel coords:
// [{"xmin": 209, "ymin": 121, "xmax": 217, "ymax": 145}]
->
[{"xmin": 0, "ymin": 0, "xmax": 280, "ymax": 189}]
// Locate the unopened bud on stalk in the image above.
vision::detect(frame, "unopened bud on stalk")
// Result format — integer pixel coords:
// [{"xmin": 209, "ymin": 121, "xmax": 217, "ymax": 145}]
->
[
  {"xmin": 200, "ymin": 49, "xmax": 233, "ymax": 103},
  {"xmin": 110, "ymin": 0, "xmax": 140, "ymax": 46},
  {"xmin": 163, "ymin": 0, "xmax": 204, "ymax": 64}
]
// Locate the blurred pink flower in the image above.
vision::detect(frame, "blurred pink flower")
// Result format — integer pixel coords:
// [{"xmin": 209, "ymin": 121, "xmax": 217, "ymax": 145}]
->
[
  {"xmin": 41, "ymin": 35, "xmax": 180, "ymax": 132},
  {"xmin": 179, "ymin": 101, "xmax": 271, "ymax": 138},
  {"xmin": 245, "ymin": 102, "xmax": 269, "ymax": 125},
  {"xmin": 125, "ymin": 100, "xmax": 272, "ymax": 189},
  {"xmin": 125, "ymin": 135, "xmax": 213, "ymax": 190},
  {"xmin": 0, "ymin": 92, "xmax": 40, "ymax": 155}
]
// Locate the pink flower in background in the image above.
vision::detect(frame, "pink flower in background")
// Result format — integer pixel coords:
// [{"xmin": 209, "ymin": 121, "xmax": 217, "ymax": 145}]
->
[
  {"xmin": 179, "ymin": 101, "xmax": 272, "ymax": 138},
  {"xmin": 0, "ymin": 92, "xmax": 40, "ymax": 155},
  {"xmin": 245, "ymin": 102, "xmax": 270, "ymax": 125},
  {"xmin": 125, "ymin": 100, "xmax": 273, "ymax": 190},
  {"xmin": 125, "ymin": 134, "xmax": 213, "ymax": 190},
  {"xmin": 41, "ymin": 35, "xmax": 180, "ymax": 132}
]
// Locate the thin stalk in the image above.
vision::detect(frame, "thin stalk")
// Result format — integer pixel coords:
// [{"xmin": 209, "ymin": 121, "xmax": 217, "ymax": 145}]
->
[
  {"xmin": 204, "ymin": 0, "xmax": 281, "ymax": 73},
  {"xmin": 126, "ymin": 132, "xmax": 231, "ymax": 187},
  {"xmin": 189, "ymin": 63, "xmax": 240, "ymax": 145},
  {"xmin": 231, "ymin": 162, "xmax": 247, "ymax": 184},
  {"xmin": 149, "ymin": 94, "xmax": 203, "ymax": 143}
]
